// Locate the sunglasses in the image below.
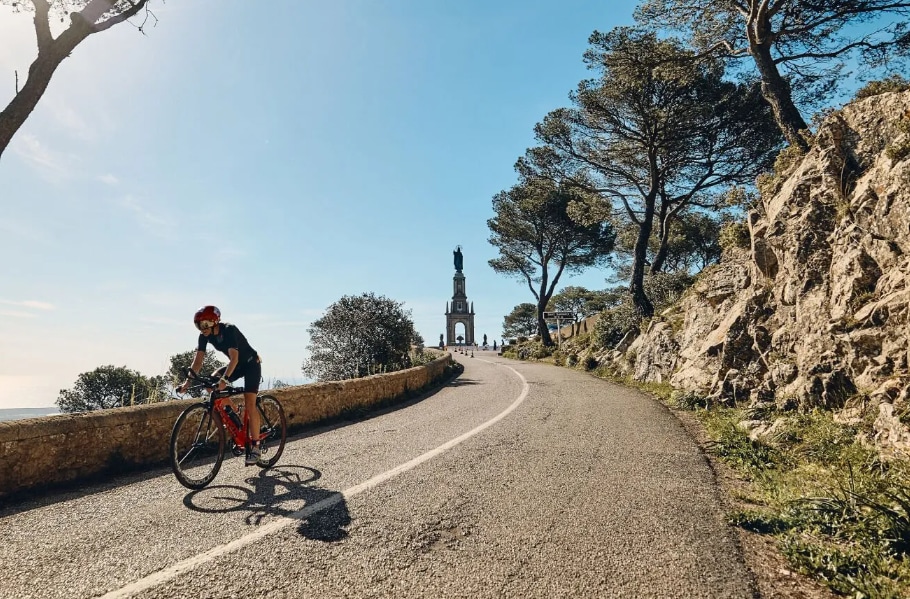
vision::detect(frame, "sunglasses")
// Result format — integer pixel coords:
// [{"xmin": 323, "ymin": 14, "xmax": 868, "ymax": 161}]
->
[{"xmin": 196, "ymin": 320, "xmax": 216, "ymax": 331}]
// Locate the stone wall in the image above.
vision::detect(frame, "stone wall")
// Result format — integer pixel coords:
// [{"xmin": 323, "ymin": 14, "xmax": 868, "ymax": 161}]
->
[{"xmin": 0, "ymin": 353, "xmax": 454, "ymax": 499}]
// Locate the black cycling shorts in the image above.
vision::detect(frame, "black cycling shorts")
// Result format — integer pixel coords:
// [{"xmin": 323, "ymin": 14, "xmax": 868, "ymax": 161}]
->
[{"xmin": 213, "ymin": 357, "xmax": 261, "ymax": 394}]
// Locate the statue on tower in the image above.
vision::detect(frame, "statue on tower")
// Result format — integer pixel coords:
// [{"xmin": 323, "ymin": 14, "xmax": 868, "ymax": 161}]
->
[{"xmin": 453, "ymin": 245, "xmax": 463, "ymax": 272}]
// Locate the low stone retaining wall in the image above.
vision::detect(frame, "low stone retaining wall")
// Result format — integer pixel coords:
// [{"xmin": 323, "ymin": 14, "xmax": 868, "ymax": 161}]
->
[{"xmin": 0, "ymin": 353, "xmax": 454, "ymax": 500}]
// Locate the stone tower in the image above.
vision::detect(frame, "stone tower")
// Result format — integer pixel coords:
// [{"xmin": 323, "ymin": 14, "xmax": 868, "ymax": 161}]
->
[{"xmin": 446, "ymin": 245, "xmax": 475, "ymax": 346}]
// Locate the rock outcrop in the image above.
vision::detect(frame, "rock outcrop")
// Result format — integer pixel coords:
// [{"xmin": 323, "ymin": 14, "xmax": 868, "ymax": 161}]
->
[{"xmin": 609, "ymin": 90, "xmax": 910, "ymax": 456}]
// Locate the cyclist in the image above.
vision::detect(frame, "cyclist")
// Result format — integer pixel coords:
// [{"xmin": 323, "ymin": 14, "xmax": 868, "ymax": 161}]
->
[{"xmin": 177, "ymin": 305, "xmax": 264, "ymax": 465}]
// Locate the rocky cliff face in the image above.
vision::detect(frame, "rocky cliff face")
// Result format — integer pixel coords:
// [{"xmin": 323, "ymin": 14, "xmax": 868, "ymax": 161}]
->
[{"xmin": 607, "ymin": 90, "xmax": 910, "ymax": 455}]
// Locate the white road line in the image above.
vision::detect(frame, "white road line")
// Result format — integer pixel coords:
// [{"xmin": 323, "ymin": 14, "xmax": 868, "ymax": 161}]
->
[{"xmin": 100, "ymin": 361, "xmax": 528, "ymax": 599}]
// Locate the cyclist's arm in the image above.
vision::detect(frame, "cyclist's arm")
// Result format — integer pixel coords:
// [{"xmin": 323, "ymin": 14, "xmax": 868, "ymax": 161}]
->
[
  {"xmin": 188, "ymin": 350, "xmax": 205, "ymax": 375},
  {"xmin": 223, "ymin": 348, "xmax": 240, "ymax": 380},
  {"xmin": 176, "ymin": 350, "xmax": 206, "ymax": 393}
]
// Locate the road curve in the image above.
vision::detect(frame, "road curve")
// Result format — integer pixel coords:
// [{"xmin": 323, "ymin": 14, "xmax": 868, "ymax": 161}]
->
[{"xmin": 0, "ymin": 354, "xmax": 754, "ymax": 599}]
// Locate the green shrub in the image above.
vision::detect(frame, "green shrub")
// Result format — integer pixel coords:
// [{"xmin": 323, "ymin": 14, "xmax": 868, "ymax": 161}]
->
[
  {"xmin": 886, "ymin": 116, "xmax": 910, "ymax": 162},
  {"xmin": 899, "ymin": 406, "xmax": 910, "ymax": 427},
  {"xmin": 593, "ymin": 302, "xmax": 639, "ymax": 349},
  {"xmin": 645, "ymin": 271, "xmax": 694, "ymax": 308},
  {"xmin": 591, "ymin": 272, "xmax": 692, "ymax": 352},
  {"xmin": 757, "ymin": 143, "xmax": 808, "ymax": 199},
  {"xmin": 501, "ymin": 345, "xmax": 518, "ymax": 358},
  {"xmin": 552, "ymin": 350, "xmax": 566, "ymax": 366},
  {"xmin": 719, "ymin": 221, "xmax": 751, "ymax": 252},
  {"xmin": 756, "ymin": 172, "xmax": 779, "ymax": 200},
  {"xmin": 531, "ymin": 343, "xmax": 554, "ymax": 360},
  {"xmin": 702, "ymin": 410, "xmax": 780, "ymax": 476},
  {"xmin": 409, "ymin": 348, "xmax": 437, "ymax": 366},
  {"xmin": 702, "ymin": 407, "xmax": 910, "ymax": 597},
  {"xmin": 512, "ymin": 340, "xmax": 555, "ymax": 361},
  {"xmin": 854, "ymin": 74, "xmax": 910, "ymax": 100},
  {"xmin": 670, "ymin": 390, "xmax": 710, "ymax": 410},
  {"xmin": 774, "ymin": 143, "xmax": 807, "ymax": 175}
]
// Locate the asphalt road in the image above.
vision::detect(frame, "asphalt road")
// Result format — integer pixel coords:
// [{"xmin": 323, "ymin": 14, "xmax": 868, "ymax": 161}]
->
[{"xmin": 0, "ymin": 354, "xmax": 755, "ymax": 599}]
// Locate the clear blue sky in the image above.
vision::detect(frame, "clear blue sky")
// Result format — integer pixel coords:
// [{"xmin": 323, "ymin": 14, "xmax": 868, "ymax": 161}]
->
[{"xmin": 0, "ymin": 1, "xmax": 639, "ymax": 408}]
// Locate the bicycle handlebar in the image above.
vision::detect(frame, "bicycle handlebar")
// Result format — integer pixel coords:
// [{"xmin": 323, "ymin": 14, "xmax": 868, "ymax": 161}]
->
[
  {"xmin": 183, "ymin": 367, "xmax": 218, "ymax": 387},
  {"xmin": 181, "ymin": 367, "xmax": 244, "ymax": 397}
]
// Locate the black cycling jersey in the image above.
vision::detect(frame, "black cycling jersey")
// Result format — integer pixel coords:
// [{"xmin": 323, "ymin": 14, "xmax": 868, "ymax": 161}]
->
[{"xmin": 197, "ymin": 323, "xmax": 259, "ymax": 365}]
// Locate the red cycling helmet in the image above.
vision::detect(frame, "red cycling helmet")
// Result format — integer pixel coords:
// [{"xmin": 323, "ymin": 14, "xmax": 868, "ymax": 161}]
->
[{"xmin": 193, "ymin": 305, "xmax": 221, "ymax": 330}]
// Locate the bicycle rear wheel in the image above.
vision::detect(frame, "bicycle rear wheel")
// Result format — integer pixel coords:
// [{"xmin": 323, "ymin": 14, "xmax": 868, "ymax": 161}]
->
[
  {"xmin": 255, "ymin": 394, "xmax": 286, "ymax": 468},
  {"xmin": 170, "ymin": 403, "xmax": 225, "ymax": 489}
]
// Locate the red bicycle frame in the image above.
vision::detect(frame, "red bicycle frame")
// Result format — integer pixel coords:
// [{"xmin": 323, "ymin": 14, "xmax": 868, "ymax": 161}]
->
[{"xmin": 212, "ymin": 396, "xmax": 252, "ymax": 448}]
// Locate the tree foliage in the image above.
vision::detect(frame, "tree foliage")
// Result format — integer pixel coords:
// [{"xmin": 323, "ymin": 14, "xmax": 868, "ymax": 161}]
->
[
  {"xmin": 547, "ymin": 285, "xmax": 597, "ymax": 322},
  {"xmin": 0, "ymin": 0, "xmax": 156, "ymax": 160},
  {"xmin": 488, "ymin": 177, "xmax": 616, "ymax": 345},
  {"xmin": 502, "ymin": 302, "xmax": 538, "ymax": 338},
  {"xmin": 593, "ymin": 271, "xmax": 694, "ymax": 349},
  {"xmin": 854, "ymin": 73, "xmax": 910, "ymax": 100},
  {"xmin": 302, "ymin": 292, "xmax": 417, "ymax": 382},
  {"xmin": 526, "ymin": 28, "xmax": 780, "ymax": 317},
  {"xmin": 608, "ymin": 209, "xmax": 725, "ymax": 279},
  {"xmin": 56, "ymin": 364, "xmax": 166, "ymax": 413},
  {"xmin": 636, "ymin": 0, "xmax": 910, "ymax": 149},
  {"xmin": 167, "ymin": 350, "xmax": 225, "ymax": 398}
]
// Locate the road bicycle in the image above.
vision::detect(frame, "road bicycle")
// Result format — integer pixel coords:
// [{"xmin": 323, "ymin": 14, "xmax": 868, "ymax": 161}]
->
[{"xmin": 169, "ymin": 368, "xmax": 287, "ymax": 490}]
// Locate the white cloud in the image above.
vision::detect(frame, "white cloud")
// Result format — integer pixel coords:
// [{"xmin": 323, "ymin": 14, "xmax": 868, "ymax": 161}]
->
[
  {"xmin": 214, "ymin": 247, "xmax": 246, "ymax": 261},
  {"xmin": 20, "ymin": 300, "xmax": 53, "ymax": 310},
  {"xmin": 0, "ymin": 299, "xmax": 55, "ymax": 310},
  {"xmin": 118, "ymin": 194, "xmax": 172, "ymax": 231},
  {"xmin": 44, "ymin": 96, "xmax": 96, "ymax": 142},
  {"xmin": 98, "ymin": 173, "xmax": 119, "ymax": 185},
  {"xmin": 0, "ymin": 310, "xmax": 37, "ymax": 319},
  {"xmin": 12, "ymin": 133, "xmax": 72, "ymax": 177},
  {"xmin": 0, "ymin": 218, "xmax": 51, "ymax": 243}
]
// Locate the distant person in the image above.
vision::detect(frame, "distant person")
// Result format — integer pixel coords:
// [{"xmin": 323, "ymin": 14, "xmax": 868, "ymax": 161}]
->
[{"xmin": 177, "ymin": 305, "xmax": 263, "ymax": 465}]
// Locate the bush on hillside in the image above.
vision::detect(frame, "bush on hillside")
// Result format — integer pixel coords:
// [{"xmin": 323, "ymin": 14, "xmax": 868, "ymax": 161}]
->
[
  {"xmin": 854, "ymin": 74, "xmax": 910, "ymax": 100},
  {"xmin": 719, "ymin": 221, "xmax": 751, "ymax": 252}
]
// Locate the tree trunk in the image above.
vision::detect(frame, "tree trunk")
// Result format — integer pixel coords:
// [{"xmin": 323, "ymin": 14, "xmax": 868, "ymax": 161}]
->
[
  {"xmin": 537, "ymin": 283, "xmax": 554, "ymax": 346},
  {"xmin": 0, "ymin": 18, "xmax": 89, "ymax": 161},
  {"xmin": 630, "ymin": 193, "xmax": 656, "ymax": 319},
  {"xmin": 749, "ymin": 42, "xmax": 809, "ymax": 152},
  {"xmin": 0, "ymin": 53, "xmax": 64, "ymax": 161},
  {"xmin": 650, "ymin": 205, "xmax": 670, "ymax": 274},
  {"xmin": 537, "ymin": 308, "xmax": 553, "ymax": 346},
  {"xmin": 0, "ymin": 0, "xmax": 153, "ymax": 161}
]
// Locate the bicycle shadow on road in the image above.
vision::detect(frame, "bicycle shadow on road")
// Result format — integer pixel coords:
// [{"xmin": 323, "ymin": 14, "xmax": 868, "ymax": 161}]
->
[
  {"xmin": 181, "ymin": 464, "xmax": 351, "ymax": 541},
  {"xmin": 444, "ymin": 377, "xmax": 482, "ymax": 387}
]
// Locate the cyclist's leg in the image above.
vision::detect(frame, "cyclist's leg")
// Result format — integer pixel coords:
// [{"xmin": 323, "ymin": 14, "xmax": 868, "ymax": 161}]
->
[
  {"xmin": 210, "ymin": 365, "xmax": 240, "ymax": 415},
  {"xmin": 244, "ymin": 392, "xmax": 259, "ymax": 442},
  {"xmin": 242, "ymin": 360, "xmax": 263, "ymax": 445}
]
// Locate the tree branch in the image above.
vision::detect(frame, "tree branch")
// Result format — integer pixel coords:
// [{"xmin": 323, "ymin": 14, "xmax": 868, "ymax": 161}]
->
[
  {"xmin": 31, "ymin": 0, "xmax": 53, "ymax": 51},
  {"xmin": 775, "ymin": 38, "xmax": 886, "ymax": 63},
  {"xmin": 79, "ymin": 0, "xmax": 149, "ymax": 34}
]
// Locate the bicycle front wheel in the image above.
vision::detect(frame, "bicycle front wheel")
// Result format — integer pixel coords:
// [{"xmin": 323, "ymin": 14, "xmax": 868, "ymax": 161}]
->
[
  {"xmin": 170, "ymin": 403, "xmax": 225, "ymax": 489},
  {"xmin": 256, "ymin": 394, "xmax": 286, "ymax": 468}
]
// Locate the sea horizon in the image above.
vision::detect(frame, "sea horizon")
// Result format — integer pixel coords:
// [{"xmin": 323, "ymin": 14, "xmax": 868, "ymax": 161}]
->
[{"xmin": 0, "ymin": 407, "xmax": 61, "ymax": 422}]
